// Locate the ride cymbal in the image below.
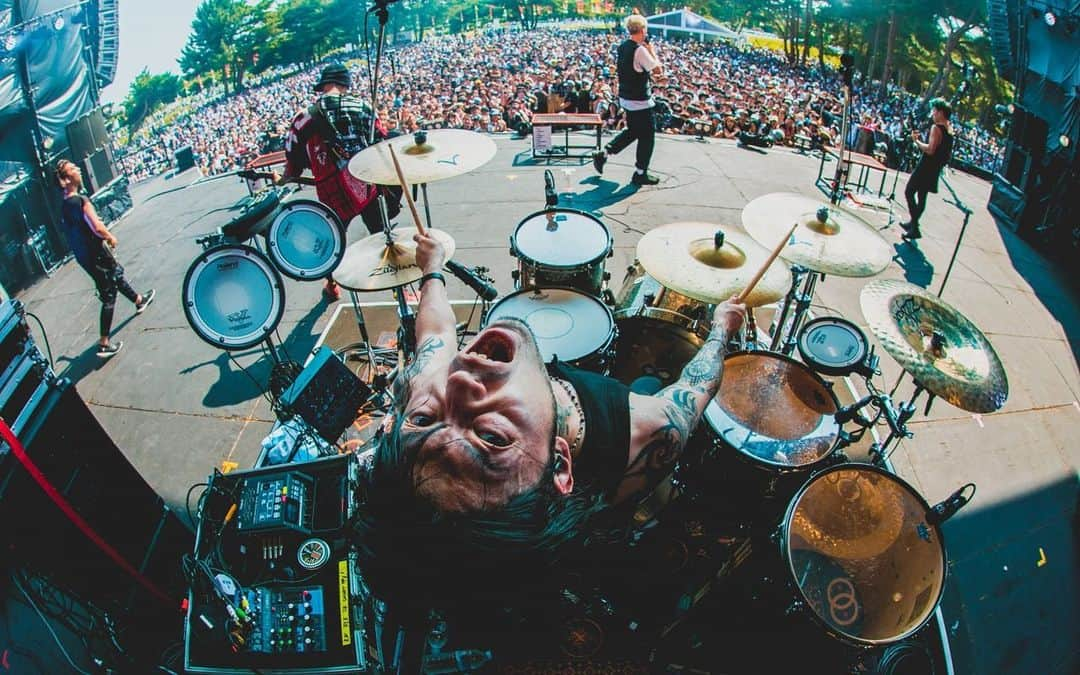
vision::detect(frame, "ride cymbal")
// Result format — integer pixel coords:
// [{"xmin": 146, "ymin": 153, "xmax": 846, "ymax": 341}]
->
[
  {"xmin": 860, "ymin": 279, "xmax": 1008, "ymax": 413},
  {"xmin": 333, "ymin": 228, "xmax": 456, "ymax": 292},
  {"xmin": 742, "ymin": 193, "xmax": 892, "ymax": 277},
  {"xmin": 347, "ymin": 130, "xmax": 497, "ymax": 185},
  {"xmin": 636, "ymin": 223, "xmax": 791, "ymax": 307}
]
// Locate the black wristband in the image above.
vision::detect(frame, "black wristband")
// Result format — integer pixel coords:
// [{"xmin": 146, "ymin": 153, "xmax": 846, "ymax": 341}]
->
[{"xmin": 419, "ymin": 272, "xmax": 446, "ymax": 288}]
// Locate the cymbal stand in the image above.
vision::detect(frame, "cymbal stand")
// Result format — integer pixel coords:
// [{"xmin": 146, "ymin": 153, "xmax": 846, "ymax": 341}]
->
[
  {"xmin": 769, "ymin": 265, "xmax": 821, "ymax": 355},
  {"xmin": 835, "ymin": 376, "xmax": 930, "ymax": 466}
]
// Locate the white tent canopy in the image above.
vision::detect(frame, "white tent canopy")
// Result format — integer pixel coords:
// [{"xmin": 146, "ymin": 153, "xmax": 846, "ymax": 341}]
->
[{"xmin": 645, "ymin": 9, "xmax": 738, "ymax": 41}]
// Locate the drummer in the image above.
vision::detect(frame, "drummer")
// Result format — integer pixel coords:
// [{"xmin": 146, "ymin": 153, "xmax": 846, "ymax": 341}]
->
[
  {"xmin": 274, "ymin": 63, "xmax": 402, "ymax": 301},
  {"xmin": 354, "ymin": 231, "xmax": 746, "ymax": 606}
]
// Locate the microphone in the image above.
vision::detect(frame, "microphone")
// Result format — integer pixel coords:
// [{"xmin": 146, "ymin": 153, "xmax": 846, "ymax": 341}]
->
[
  {"xmin": 926, "ymin": 483, "xmax": 975, "ymax": 526},
  {"xmin": 444, "ymin": 260, "xmax": 498, "ymax": 301},
  {"xmin": 544, "ymin": 169, "xmax": 558, "ymax": 208},
  {"xmin": 834, "ymin": 395, "xmax": 874, "ymax": 425}
]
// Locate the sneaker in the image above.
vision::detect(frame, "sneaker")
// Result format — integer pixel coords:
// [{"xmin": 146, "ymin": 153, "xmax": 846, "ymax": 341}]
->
[
  {"xmin": 97, "ymin": 341, "xmax": 123, "ymax": 358},
  {"xmin": 901, "ymin": 227, "xmax": 922, "ymax": 240},
  {"xmin": 135, "ymin": 288, "xmax": 156, "ymax": 314},
  {"xmin": 592, "ymin": 151, "xmax": 607, "ymax": 174},
  {"xmin": 631, "ymin": 172, "xmax": 660, "ymax": 186},
  {"xmin": 323, "ymin": 280, "xmax": 342, "ymax": 301}
]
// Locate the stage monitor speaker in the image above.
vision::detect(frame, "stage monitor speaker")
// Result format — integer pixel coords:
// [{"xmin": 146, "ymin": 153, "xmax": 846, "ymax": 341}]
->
[
  {"xmin": 66, "ymin": 107, "xmax": 109, "ymax": 159},
  {"xmin": 175, "ymin": 145, "xmax": 196, "ymax": 172},
  {"xmin": 0, "ymin": 382, "xmax": 192, "ymax": 619},
  {"xmin": 988, "ymin": 175, "xmax": 1027, "ymax": 233},
  {"xmin": 85, "ymin": 146, "xmax": 117, "ymax": 194},
  {"xmin": 1008, "ymin": 106, "xmax": 1049, "ymax": 155}
]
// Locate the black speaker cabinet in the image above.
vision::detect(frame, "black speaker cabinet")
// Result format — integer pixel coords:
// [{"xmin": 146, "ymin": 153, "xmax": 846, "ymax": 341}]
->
[
  {"xmin": 0, "ymin": 382, "xmax": 193, "ymax": 620},
  {"xmin": 85, "ymin": 146, "xmax": 117, "ymax": 194},
  {"xmin": 65, "ymin": 107, "xmax": 109, "ymax": 159},
  {"xmin": 175, "ymin": 145, "xmax": 196, "ymax": 172}
]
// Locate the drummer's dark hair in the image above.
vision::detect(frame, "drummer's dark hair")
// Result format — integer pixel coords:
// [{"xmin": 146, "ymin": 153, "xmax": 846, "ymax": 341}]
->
[{"xmin": 352, "ymin": 375, "xmax": 603, "ymax": 618}]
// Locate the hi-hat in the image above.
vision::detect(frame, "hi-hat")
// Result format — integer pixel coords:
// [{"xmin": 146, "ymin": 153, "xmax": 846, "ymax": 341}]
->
[
  {"xmin": 860, "ymin": 279, "xmax": 1008, "ymax": 413},
  {"xmin": 742, "ymin": 193, "xmax": 892, "ymax": 277},
  {"xmin": 333, "ymin": 228, "xmax": 456, "ymax": 292},
  {"xmin": 348, "ymin": 130, "xmax": 497, "ymax": 185},
  {"xmin": 636, "ymin": 223, "xmax": 791, "ymax": 307}
]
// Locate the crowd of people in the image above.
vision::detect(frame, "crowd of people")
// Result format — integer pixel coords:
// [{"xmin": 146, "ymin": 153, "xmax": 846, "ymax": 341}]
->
[{"xmin": 117, "ymin": 25, "xmax": 1003, "ymax": 181}]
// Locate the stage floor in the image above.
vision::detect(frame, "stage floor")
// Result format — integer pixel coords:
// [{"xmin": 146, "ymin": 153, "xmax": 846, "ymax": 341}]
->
[{"xmin": 13, "ymin": 132, "xmax": 1079, "ymax": 674}]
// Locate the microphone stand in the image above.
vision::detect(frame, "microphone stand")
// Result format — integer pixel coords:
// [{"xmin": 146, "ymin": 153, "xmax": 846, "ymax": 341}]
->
[{"xmin": 936, "ymin": 170, "xmax": 973, "ymax": 299}]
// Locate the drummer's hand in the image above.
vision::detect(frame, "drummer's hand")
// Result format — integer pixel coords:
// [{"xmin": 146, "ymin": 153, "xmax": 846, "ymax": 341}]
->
[
  {"xmin": 413, "ymin": 232, "xmax": 446, "ymax": 274},
  {"xmin": 270, "ymin": 170, "xmax": 283, "ymax": 185},
  {"xmin": 712, "ymin": 296, "xmax": 746, "ymax": 339}
]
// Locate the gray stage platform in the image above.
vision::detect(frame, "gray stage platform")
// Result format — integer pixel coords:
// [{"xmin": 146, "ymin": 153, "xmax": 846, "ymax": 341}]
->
[{"xmin": 12, "ymin": 133, "xmax": 1079, "ymax": 674}]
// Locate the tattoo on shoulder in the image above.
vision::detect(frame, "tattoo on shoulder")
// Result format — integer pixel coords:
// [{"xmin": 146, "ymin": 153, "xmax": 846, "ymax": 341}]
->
[
  {"xmin": 625, "ymin": 399, "xmax": 693, "ymax": 482},
  {"xmin": 403, "ymin": 336, "xmax": 445, "ymax": 380}
]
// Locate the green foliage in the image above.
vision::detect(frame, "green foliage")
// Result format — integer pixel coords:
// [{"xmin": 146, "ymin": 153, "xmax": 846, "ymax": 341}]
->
[{"xmin": 123, "ymin": 69, "xmax": 183, "ymax": 130}]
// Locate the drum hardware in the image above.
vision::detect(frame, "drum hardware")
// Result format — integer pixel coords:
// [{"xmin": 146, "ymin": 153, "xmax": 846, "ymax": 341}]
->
[
  {"xmin": 769, "ymin": 264, "xmax": 820, "ymax": 354},
  {"xmin": 925, "ymin": 483, "xmax": 976, "ymax": 526}
]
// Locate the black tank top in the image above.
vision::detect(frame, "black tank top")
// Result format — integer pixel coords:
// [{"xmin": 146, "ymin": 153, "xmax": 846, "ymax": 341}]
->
[
  {"xmin": 617, "ymin": 39, "xmax": 649, "ymax": 102},
  {"xmin": 548, "ymin": 360, "xmax": 631, "ymax": 498}
]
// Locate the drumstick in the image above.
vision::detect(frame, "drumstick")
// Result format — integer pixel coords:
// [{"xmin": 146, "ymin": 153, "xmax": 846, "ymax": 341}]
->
[
  {"xmin": 736, "ymin": 221, "xmax": 798, "ymax": 304},
  {"xmin": 387, "ymin": 143, "xmax": 426, "ymax": 236}
]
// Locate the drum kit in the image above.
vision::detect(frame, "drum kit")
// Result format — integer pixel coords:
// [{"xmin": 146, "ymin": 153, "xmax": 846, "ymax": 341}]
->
[{"xmin": 178, "ymin": 129, "xmax": 1009, "ymax": 661}]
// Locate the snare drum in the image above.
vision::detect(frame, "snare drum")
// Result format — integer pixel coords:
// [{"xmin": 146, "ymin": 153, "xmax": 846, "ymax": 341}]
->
[
  {"xmin": 777, "ymin": 464, "xmax": 947, "ymax": 646},
  {"xmin": 610, "ymin": 262, "xmax": 714, "ymax": 391},
  {"xmin": 700, "ymin": 351, "xmax": 840, "ymax": 497},
  {"xmin": 182, "ymin": 245, "xmax": 285, "ymax": 350},
  {"xmin": 265, "ymin": 199, "xmax": 345, "ymax": 280},
  {"xmin": 797, "ymin": 316, "xmax": 869, "ymax": 376},
  {"xmin": 483, "ymin": 287, "xmax": 616, "ymax": 373},
  {"xmin": 511, "ymin": 209, "xmax": 613, "ymax": 295}
]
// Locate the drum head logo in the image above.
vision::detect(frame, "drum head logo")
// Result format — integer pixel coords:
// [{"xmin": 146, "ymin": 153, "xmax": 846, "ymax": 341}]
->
[{"xmin": 826, "ymin": 577, "xmax": 860, "ymax": 627}]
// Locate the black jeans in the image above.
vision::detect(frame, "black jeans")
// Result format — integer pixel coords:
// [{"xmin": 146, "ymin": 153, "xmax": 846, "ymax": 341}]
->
[
  {"xmin": 84, "ymin": 246, "xmax": 139, "ymax": 338},
  {"xmin": 606, "ymin": 106, "xmax": 656, "ymax": 172},
  {"xmin": 904, "ymin": 179, "xmax": 928, "ymax": 227}
]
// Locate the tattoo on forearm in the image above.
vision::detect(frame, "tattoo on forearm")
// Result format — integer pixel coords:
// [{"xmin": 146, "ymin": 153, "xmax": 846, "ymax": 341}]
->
[{"xmin": 403, "ymin": 336, "xmax": 445, "ymax": 380}]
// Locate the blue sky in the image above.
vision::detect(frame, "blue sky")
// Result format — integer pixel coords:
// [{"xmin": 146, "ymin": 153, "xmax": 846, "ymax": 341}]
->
[{"xmin": 100, "ymin": 0, "xmax": 202, "ymax": 104}]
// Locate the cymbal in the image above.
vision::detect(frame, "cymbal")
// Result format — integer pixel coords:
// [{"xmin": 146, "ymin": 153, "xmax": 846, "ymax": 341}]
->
[
  {"xmin": 742, "ymin": 193, "xmax": 892, "ymax": 277},
  {"xmin": 636, "ymin": 222, "xmax": 791, "ymax": 307},
  {"xmin": 860, "ymin": 279, "xmax": 1008, "ymax": 413},
  {"xmin": 347, "ymin": 130, "xmax": 497, "ymax": 185},
  {"xmin": 333, "ymin": 228, "xmax": 456, "ymax": 292}
]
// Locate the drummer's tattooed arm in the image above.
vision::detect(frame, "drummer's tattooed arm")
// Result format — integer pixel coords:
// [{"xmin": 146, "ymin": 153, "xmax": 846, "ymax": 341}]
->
[
  {"xmin": 618, "ymin": 332, "xmax": 728, "ymax": 502},
  {"xmin": 402, "ymin": 336, "xmax": 446, "ymax": 381}
]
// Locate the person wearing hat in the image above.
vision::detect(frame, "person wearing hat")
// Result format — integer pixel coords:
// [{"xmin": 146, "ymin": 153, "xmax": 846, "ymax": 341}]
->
[
  {"xmin": 901, "ymin": 98, "xmax": 954, "ymax": 241},
  {"xmin": 276, "ymin": 63, "xmax": 402, "ymax": 300}
]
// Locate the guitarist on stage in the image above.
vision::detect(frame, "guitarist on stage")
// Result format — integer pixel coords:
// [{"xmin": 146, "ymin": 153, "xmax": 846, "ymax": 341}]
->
[
  {"xmin": 901, "ymin": 98, "xmax": 954, "ymax": 241},
  {"xmin": 275, "ymin": 63, "xmax": 402, "ymax": 300}
]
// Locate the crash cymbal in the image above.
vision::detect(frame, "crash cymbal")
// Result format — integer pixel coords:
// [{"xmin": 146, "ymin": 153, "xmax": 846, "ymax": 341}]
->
[
  {"xmin": 333, "ymin": 228, "xmax": 456, "ymax": 292},
  {"xmin": 636, "ymin": 223, "xmax": 791, "ymax": 307},
  {"xmin": 860, "ymin": 279, "xmax": 1008, "ymax": 413},
  {"xmin": 742, "ymin": 193, "xmax": 892, "ymax": 277},
  {"xmin": 347, "ymin": 130, "xmax": 497, "ymax": 185}
]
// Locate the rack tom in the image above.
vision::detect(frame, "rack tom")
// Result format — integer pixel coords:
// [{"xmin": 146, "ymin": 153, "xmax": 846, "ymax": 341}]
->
[{"xmin": 511, "ymin": 209, "xmax": 613, "ymax": 295}]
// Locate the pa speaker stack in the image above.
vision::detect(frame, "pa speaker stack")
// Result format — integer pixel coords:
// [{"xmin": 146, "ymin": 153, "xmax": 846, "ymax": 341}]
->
[{"xmin": 65, "ymin": 107, "xmax": 117, "ymax": 195}]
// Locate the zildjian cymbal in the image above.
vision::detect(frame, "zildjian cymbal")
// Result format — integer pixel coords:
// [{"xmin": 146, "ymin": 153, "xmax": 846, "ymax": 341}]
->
[
  {"xmin": 636, "ymin": 222, "xmax": 791, "ymax": 307},
  {"xmin": 860, "ymin": 279, "xmax": 1008, "ymax": 413},
  {"xmin": 347, "ymin": 129, "xmax": 497, "ymax": 185},
  {"xmin": 742, "ymin": 193, "xmax": 892, "ymax": 277},
  {"xmin": 333, "ymin": 228, "xmax": 456, "ymax": 292}
]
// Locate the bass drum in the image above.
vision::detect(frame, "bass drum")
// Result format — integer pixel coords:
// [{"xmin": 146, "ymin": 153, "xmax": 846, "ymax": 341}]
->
[
  {"xmin": 610, "ymin": 262, "xmax": 713, "ymax": 393},
  {"xmin": 483, "ymin": 287, "xmax": 616, "ymax": 373},
  {"xmin": 778, "ymin": 464, "xmax": 947, "ymax": 646},
  {"xmin": 265, "ymin": 199, "xmax": 345, "ymax": 280},
  {"xmin": 182, "ymin": 245, "xmax": 285, "ymax": 350}
]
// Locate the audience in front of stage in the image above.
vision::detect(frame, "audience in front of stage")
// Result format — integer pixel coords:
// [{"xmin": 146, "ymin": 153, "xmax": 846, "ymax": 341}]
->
[{"xmin": 118, "ymin": 27, "xmax": 1003, "ymax": 180}]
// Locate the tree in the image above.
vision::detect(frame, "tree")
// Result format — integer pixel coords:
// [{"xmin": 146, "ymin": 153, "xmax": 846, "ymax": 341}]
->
[
  {"xmin": 180, "ymin": 0, "xmax": 270, "ymax": 94},
  {"xmin": 123, "ymin": 69, "xmax": 183, "ymax": 130}
]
